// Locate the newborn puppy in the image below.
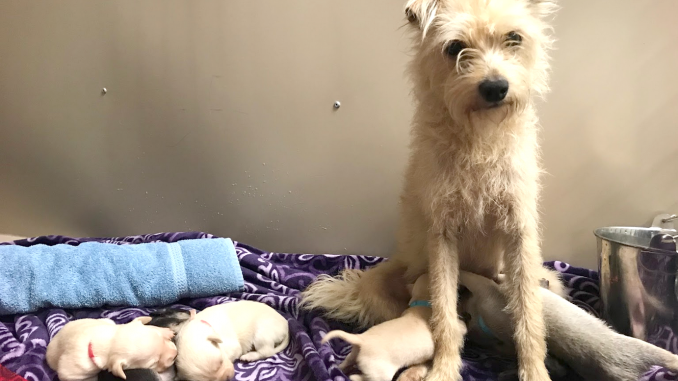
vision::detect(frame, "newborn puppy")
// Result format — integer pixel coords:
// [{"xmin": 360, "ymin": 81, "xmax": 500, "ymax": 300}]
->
[
  {"xmin": 322, "ymin": 273, "xmax": 445, "ymax": 381},
  {"xmin": 47, "ymin": 317, "xmax": 177, "ymax": 381},
  {"xmin": 97, "ymin": 309, "xmax": 188, "ymax": 381},
  {"xmin": 458, "ymin": 271, "xmax": 678, "ymax": 381},
  {"xmin": 175, "ymin": 301, "xmax": 289, "ymax": 381}
]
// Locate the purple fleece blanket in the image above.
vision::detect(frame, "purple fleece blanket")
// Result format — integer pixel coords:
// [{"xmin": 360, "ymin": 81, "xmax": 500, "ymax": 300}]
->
[{"xmin": 0, "ymin": 232, "xmax": 676, "ymax": 381}]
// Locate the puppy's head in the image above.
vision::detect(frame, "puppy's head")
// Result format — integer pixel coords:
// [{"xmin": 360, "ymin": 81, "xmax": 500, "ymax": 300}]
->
[
  {"xmin": 404, "ymin": 0, "xmax": 557, "ymax": 125},
  {"xmin": 175, "ymin": 312, "xmax": 235, "ymax": 381},
  {"xmin": 108, "ymin": 320, "xmax": 178, "ymax": 378},
  {"xmin": 457, "ymin": 275, "xmax": 515, "ymax": 356}
]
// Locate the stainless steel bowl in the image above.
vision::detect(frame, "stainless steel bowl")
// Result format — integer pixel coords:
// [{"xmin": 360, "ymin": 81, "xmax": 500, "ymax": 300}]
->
[{"xmin": 596, "ymin": 215, "xmax": 678, "ymax": 343}]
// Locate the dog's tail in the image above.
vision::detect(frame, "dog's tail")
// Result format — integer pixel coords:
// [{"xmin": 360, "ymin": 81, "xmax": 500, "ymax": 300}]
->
[
  {"xmin": 300, "ymin": 260, "xmax": 410, "ymax": 327},
  {"xmin": 321, "ymin": 330, "xmax": 362, "ymax": 346}
]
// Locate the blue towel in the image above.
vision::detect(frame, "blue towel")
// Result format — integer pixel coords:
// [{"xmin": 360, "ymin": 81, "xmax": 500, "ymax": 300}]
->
[{"xmin": 0, "ymin": 238, "xmax": 243, "ymax": 315}]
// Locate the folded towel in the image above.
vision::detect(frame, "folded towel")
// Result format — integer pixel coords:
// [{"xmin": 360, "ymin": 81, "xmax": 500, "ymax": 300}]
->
[{"xmin": 0, "ymin": 238, "xmax": 243, "ymax": 315}]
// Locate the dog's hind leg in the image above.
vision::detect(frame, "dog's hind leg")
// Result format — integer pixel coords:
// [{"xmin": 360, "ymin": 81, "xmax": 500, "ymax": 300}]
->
[
  {"xmin": 425, "ymin": 234, "xmax": 466, "ymax": 381},
  {"xmin": 240, "ymin": 331, "xmax": 288, "ymax": 362},
  {"xmin": 501, "ymin": 208, "xmax": 551, "ymax": 381}
]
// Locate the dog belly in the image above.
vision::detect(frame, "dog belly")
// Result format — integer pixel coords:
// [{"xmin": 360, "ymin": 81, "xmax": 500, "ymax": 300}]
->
[
  {"xmin": 457, "ymin": 233, "xmax": 504, "ymax": 278},
  {"xmin": 397, "ymin": 225, "xmax": 503, "ymax": 281}
]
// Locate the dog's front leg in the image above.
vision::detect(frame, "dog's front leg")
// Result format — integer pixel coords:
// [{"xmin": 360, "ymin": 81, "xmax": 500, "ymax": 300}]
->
[
  {"xmin": 425, "ymin": 233, "xmax": 466, "ymax": 381},
  {"xmin": 503, "ymin": 212, "xmax": 550, "ymax": 381}
]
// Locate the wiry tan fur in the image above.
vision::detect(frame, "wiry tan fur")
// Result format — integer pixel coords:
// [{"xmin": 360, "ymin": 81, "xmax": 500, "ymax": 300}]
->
[{"xmin": 301, "ymin": 0, "xmax": 559, "ymax": 380}]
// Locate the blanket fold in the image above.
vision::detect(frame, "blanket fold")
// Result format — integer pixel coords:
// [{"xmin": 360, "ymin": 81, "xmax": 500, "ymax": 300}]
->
[{"xmin": 0, "ymin": 237, "xmax": 243, "ymax": 315}]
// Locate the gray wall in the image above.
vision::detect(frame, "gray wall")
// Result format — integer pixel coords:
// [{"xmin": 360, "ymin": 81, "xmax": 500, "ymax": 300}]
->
[{"xmin": 0, "ymin": 1, "xmax": 676, "ymax": 268}]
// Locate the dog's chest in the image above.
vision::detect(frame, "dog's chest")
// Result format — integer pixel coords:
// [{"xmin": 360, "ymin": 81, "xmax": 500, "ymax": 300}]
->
[{"xmin": 427, "ymin": 162, "xmax": 513, "ymax": 226}]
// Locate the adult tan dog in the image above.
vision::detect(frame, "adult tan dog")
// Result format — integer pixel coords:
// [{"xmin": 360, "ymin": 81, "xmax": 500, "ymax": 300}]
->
[{"xmin": 301, "ymin": 0, "xmax": 559, "ymax": 380}]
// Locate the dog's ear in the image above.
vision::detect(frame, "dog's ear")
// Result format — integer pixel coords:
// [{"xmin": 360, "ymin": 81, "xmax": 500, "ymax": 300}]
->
[
  {"xmin": 207, "ymin": 334, "xmax": 222, "ymax": 348},
  {"xmin": 109, "ymin": 359, "xmax": 128, "ymax": 380},
  {"xmin": 404, "ymin": 0, "xmax": 439, "ymax": 31},
  {"xmin": 189, "ymin": 309, "xmax": 197, "ymax": 320},
  {"xmin": 133, "ymin": 316, "xmax": 152, "ymax": 325}
]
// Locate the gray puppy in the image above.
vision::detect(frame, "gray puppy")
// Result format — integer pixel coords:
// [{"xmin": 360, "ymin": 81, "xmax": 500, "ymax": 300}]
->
[{"xmin": 458, "ymin": 271, "xmax": 678, "ymax": 381}]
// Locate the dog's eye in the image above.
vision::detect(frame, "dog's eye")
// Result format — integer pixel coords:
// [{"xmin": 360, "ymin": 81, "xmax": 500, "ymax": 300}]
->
[
  {"xmin": 446, "ymin": 40, "xmax": 466, "ymax": 58},
  {"xmin": 506, "ymin": 31, "xmax": 522, "ymax": 46}
]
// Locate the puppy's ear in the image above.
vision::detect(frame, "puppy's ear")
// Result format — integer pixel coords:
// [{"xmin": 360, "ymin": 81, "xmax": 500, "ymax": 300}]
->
[
  {"xmin": 404, "ymin": 0, "xmax": 439, "ymax": 31},
  {"xmin": 189, "ymin": 309, "xmax": 197, "ymax": 320},
  {"xmin": 109, "ymin": 359, "xmax": 127, "ymax": 380},
  {"xmin": 207, "ymin": 334, "xmax": 222, "ymax": 348},
  {"xmin": 134, "ymin": 316, "xmax": 152, "ymax": 325}
]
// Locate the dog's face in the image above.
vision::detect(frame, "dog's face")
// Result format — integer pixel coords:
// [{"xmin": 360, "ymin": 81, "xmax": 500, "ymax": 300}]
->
[
  {"xmin": 405, "ymin": 0, "xmax": 556, "ymax": 124},
  {"xmin": 175, "ymin": 314, "xmax": 236, "ymax": 381}
]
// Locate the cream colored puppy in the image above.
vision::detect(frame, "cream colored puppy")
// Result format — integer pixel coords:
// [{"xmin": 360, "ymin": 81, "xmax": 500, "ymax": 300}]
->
[
  {"xmin": 46, "ymin": 317, "xmax": 177, "ymax": 381},
  {"xmin": 321, "ymin": 274, "xmax": 445, "ymax": 381},
  {"xmin": 174, "ymin": 301, "xmax": 289, "ymax": 381}
]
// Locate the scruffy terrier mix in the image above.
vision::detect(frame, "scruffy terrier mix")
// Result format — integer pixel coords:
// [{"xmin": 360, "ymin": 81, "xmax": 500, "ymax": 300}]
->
[{"xmin": 301, "ymin": 0, "xmax": 559, "ymax": 380}]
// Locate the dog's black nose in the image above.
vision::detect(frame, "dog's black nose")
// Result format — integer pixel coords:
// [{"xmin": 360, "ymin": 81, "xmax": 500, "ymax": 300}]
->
[{"xmin": 478, "ymin": 78, "xmax": 509, "ymax": 103}]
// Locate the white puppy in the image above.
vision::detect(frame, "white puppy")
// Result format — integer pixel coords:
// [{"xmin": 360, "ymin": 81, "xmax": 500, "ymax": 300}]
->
[
  {"xmin": 321, "ymin": 274, "xmax": 444, "ymax": 381},
  {"xmin": 457, "ymin": 271, "xmax": 678, "ymax": 381},
  {"xmin": 174, "ymin": 301, "xmax": 289, "ymax": 381},
  {"xmin": 46, "ymin": 317, "xmax": 177, "ymax": 381}
]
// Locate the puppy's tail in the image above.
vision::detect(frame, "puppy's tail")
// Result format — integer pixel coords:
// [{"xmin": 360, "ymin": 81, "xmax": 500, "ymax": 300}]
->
[
  {"xmin": 300, "ymin": 260, "xmax": 410, "ymax": 327},
  {"xmin": 321, "ymin": 330, "xmax": 362, "ymax": 347},
  {"xmin": 536, "ymin": 266, "xmax": 568, "ymax": 298}
]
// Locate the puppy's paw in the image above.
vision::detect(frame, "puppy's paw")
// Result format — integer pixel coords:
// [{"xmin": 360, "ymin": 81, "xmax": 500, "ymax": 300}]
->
[{"xmin": 239, "ymin": 352, "xmax": 262, "ymax": 362}]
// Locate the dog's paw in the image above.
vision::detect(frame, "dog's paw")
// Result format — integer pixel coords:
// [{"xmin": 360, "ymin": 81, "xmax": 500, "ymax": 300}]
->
[{"xmin": 239, "ymin": 352, "xmax": 262, "ymax": 362}]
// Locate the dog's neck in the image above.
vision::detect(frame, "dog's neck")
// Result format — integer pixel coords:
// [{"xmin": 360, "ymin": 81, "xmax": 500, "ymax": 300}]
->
[{"xmin": 411, "ymin": 99, "xmax": 539, "ymax": 172}]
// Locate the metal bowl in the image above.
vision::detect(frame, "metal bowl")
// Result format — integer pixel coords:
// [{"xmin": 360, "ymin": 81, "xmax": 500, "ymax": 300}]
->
[{"xmin": 596, "ymin": 217, "xmax": 678, "ymax": 343}]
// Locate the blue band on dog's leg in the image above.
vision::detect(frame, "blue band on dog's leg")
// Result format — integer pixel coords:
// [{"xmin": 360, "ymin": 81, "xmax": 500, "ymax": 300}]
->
[{"xmin": 478, "ymin": 315, "xmax": 496, "ymax": 339}]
